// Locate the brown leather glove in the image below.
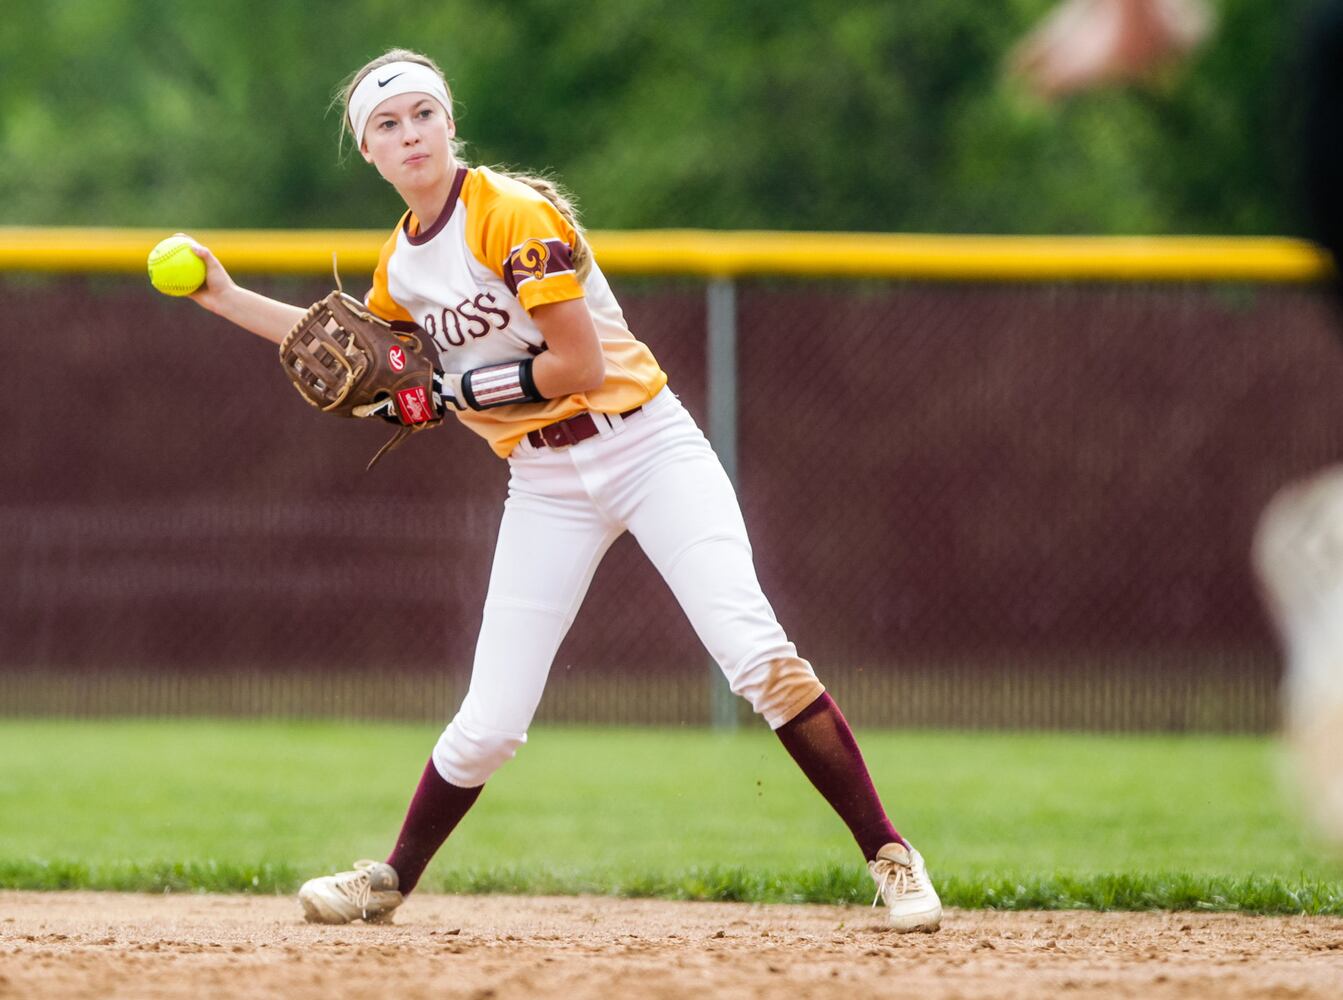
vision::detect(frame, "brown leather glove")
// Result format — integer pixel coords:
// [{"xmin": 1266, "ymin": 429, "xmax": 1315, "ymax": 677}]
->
[{"xmin": 279, "ymin": 291, "xmax": 444, "ymax": 469}]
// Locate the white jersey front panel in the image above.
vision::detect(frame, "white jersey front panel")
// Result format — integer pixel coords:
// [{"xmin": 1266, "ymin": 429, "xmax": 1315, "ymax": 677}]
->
[
  {"xmin": 384, "ymin": 211, "xmax": 542, "ymax": 374},
  {"xmin": 365, "ymin": 165, "xmax": 667, "ymax": 457}
]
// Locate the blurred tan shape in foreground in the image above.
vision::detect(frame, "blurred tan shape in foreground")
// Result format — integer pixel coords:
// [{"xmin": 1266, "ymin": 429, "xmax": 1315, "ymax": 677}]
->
[
  {"xmin": 1010, "ymin": 0, "xmax": 1215, "ymax": 98},
  {"xmin": 1253, "ymin": 466, "xmax": 1343, "ymax": 851}
]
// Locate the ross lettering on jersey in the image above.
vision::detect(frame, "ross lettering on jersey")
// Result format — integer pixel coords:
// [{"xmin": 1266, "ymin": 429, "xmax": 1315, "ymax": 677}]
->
[
  {"xmin": 503, "ymin": 238, "xmax": 574, "ymax": 295},
  {"xmin": 395, "ymin": 386, "xmax": 433, "ymax": 424},
  {"xmin": 388, "ymin": 344, "xmax": 406, "ymax": 372},
  {"xmin": 422, "ymin": 292, "xmax": 511, "ymax": 354},
  {"xmin": 472, "ymin": 291, "xmax": 511, "ymax": 329}
]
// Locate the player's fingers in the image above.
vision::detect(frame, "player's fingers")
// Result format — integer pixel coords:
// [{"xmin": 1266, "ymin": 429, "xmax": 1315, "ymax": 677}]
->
[
  {"xmin": 188, "ymin": 241, "xmax": 217, "ymax": 266},
  {"xmin": 191, "ymin": 244, "xmax": 231, "ymax": 288},
  {"xmin": 186, "ymin": 249, "xmax": 234, "ymax": 308}
]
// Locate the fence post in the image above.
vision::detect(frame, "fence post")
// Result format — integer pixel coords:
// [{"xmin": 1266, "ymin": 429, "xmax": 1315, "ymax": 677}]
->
[{"xmin": 706, "ymin": 277, "xmax": 739, "ymax": 730}]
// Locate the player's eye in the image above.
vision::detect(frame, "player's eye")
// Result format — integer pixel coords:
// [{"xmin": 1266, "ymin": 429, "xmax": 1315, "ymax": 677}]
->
[{"xmin": 417, "ymin": 108, "xmax": 433, "ymax": 119}]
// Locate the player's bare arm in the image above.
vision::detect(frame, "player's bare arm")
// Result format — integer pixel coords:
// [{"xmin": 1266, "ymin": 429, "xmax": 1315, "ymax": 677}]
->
[
  {"xmin": 528, "ymin": 299, "xmax": 606, "ymax": 398},
  {"xmin": 187, "ymin": 244, "xmax": 306, "ymax": 345}
]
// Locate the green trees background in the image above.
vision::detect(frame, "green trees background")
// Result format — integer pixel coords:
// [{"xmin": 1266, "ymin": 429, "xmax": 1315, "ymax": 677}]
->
[{"xmin": 0, "ymin": 0, "xmax": 1317, "ymax": 234}]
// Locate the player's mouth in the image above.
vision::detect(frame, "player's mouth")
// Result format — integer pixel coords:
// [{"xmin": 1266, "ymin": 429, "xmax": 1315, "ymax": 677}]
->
[{"xmin": 404, "ymin": 153, "xmax": 430, "ymax": 166}]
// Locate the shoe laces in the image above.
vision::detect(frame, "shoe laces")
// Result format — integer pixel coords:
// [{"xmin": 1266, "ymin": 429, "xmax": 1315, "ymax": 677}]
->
[
  {"xmin": 870, "ymin": 856, "xmax": 918, "ymax": 908},
  {"xmin": 333, "ymin": 862, "xmax": 377, "ymax": 916}
]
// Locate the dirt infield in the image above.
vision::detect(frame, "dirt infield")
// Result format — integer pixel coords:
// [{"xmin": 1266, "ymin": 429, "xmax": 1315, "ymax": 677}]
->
[{"xmin": 1, "ymin": 892, "xmax": 1341, "ymax": 999}]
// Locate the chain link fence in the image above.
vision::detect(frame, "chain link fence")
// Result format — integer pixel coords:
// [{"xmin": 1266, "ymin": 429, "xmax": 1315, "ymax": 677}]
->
[{"xmin": 4, "ymin": 272, "xmax": 1340, "ymax": 730}]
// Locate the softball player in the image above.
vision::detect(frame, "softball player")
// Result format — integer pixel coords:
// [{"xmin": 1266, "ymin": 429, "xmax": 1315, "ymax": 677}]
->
[{"xmin": 185, "ymin": 48, "xmax": 941, "ymax": 932}]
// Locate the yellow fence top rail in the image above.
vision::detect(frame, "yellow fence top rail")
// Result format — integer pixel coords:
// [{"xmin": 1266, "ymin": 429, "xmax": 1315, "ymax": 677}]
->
[{"xmin": 0, "ymin": 226, "xmax": 1332, "ymax": 282}]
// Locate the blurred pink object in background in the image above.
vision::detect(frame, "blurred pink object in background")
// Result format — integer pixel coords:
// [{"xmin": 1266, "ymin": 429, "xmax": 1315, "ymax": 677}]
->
[{"xmin": 1010, "ymin": 0, "xmax": 1214, "ymax": 98}]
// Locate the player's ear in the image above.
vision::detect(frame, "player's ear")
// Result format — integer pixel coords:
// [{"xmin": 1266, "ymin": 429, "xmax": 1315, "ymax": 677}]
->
[
  {"xmin": 446, "ymin": 117, "xmax": 456, "ymax": 140},
  {"xmin": 359, "ymin": 140, "xmax": 374, "ymax": 164}
]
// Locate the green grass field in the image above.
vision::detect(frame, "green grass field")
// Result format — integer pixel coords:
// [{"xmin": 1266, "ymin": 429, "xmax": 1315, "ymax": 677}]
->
[{"xmin": 1, "ymin": 721, "xmax": 1339, "ymax": 914}]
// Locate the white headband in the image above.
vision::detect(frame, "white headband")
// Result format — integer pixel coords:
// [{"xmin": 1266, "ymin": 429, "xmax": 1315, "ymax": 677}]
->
[{"xmin": 348, "ymin": 61, "xmax": 452, "ymax": 145}]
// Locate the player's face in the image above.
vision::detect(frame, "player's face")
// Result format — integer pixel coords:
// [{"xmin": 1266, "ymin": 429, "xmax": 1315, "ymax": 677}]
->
[{"xmin": 360, "ymin": 93, "xmax": 456, "ymax": 191}]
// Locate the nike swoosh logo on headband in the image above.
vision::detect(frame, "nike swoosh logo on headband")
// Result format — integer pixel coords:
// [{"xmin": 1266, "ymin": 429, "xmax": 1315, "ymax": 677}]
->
[{"xmin": 377, "ymin": 73, "xmax": 405, "ymax": 87}]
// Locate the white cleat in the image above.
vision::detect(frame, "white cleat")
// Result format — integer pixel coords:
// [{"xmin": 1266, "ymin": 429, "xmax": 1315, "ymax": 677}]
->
[
  {"xmin": 298, "ymin": 860, "xmax": 403, "ymax": 925},
  {"xmin": 868, "ymin": 842, "xmax": 942, "ymax": 932}
]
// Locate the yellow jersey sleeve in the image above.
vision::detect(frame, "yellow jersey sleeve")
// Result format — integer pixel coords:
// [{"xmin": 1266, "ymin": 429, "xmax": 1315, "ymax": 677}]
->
[
  {"xmin": 460, "ymin": 168, "xmax": 586, "ymax": 313},
  {"xmin": 364, "ymin": 219, "xmax": 416, "ymax": 324}
]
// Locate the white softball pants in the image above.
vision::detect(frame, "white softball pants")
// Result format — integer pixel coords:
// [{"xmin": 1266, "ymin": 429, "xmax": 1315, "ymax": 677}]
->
[{"xmin": 432, "ymin": 388, "xmax": 824, "ymax": 787}]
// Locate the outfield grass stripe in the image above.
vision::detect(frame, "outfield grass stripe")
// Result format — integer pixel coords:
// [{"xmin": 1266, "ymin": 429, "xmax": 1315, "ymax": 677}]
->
[
  {"xmin": 4, "ymin": 724, "xmax": 1341, "ymax": 915},
  {"xmin": 0, "ymin": 860, "xmax": 299, "ymax": 894},
  {"xmin": 1, "ymin": 862, "xmax": 1338, "ymax": 916}
]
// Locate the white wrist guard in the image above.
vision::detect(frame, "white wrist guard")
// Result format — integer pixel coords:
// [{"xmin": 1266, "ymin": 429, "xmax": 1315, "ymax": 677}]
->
[{"xmin": 460, "ymin": 359, "xmax": 544, "ymax": 410}]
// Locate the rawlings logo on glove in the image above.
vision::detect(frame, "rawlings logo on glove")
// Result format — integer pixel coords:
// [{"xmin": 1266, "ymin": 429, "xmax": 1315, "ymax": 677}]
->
[
  {"xmin": 395, "ymin": 386, "xmax": 434, "ymax": 424},
  {"xmin": 279, "ymin": 290, "xmax": 445, "ymax": 469}
]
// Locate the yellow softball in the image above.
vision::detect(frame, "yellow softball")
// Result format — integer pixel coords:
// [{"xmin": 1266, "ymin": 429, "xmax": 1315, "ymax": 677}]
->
[{"xmin": 147, "ymin": 234, "xmax": 207, "ymax": 296}]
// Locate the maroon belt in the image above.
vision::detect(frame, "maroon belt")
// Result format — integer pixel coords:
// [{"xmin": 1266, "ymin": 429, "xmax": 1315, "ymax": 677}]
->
[{"xmin": 527, "ymin": 406, "xmax": 643, "ymax": 450}]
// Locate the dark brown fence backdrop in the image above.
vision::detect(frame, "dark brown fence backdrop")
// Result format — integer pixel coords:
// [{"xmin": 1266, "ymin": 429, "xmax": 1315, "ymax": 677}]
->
[{"xmin": 4, "ymin": 274, "xmax": 1342, "ymax": 730}]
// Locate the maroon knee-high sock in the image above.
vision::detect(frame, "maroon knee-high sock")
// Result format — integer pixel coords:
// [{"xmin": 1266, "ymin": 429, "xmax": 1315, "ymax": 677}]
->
[
  {"xmin": 775, "ymin": 692, "xmax": 905, "ymax": 861},
  {"xmin": 384, "ymin": 758, "xmax": 483, "ymax": 894}
]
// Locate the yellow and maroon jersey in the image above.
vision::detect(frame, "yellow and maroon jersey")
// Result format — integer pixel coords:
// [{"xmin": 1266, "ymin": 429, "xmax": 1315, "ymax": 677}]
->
[{"xmin": 364, "ymin": 165, "xmax": 668, "ymax": 457}]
